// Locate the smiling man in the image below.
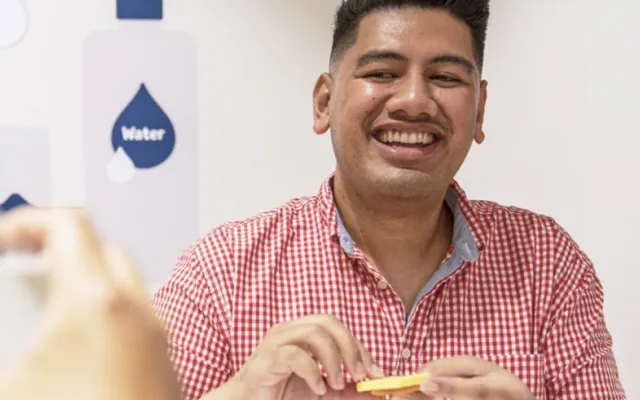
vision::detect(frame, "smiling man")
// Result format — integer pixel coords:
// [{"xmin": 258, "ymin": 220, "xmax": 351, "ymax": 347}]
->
[{"xmin": 152, "ymin": 1, "xmax": 626, "ymax": 399}]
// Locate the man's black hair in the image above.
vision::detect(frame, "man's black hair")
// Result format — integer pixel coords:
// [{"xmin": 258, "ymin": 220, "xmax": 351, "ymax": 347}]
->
[{"xmin": 330, "ymin": 0, "xmax": 490, "ymax": 72}]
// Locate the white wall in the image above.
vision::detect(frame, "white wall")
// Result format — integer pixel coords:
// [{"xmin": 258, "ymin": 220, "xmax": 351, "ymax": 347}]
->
[
  {"xmin": 0, "ymin": 0, "xmax": 637, "ymax": 397},
  {"xmin": 582, "ymin": 2, "xmax": 640, "ymax": 396}
]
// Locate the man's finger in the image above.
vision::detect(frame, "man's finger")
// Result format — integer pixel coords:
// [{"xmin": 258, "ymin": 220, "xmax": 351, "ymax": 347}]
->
[
  {"xmin": 269, "ymin": 315, "xmax": 378, "ymax": 381},
  {"xmin": 297, "ymin": 315, "xmax": 378, "ymax": 380},
  {"xmin": 272, "ymin": 345, "xmax": 327, "ymax": 396},
  {"xmin": 420, "ymin": 376, "xmax": 491, "ymax": 399},
  {"xmin": 356, "ymin": 338, "xmax": 384, "ymax": 378},
  {"xmin": 420, "ymin": 356, "xmax": 493, "ymax": 378},
  {"xmin": 389, "ymin": 393, "xmax": 437, "ymax": 400},
  {"xmin": 266, "ymin": 323, "xmax": 345, "ymax": 390}
]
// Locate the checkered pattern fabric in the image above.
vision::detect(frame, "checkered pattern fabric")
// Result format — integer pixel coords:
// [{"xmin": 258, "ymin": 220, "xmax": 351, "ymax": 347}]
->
[{"xmin": 151, "ymin": 176, "xmax": 625, "ymax": 399}]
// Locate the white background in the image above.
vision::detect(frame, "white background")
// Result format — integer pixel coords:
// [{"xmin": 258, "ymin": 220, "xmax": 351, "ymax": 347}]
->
[{"xmin": 0, "ymin": 0, "xmax": 637, "ymax": 397}]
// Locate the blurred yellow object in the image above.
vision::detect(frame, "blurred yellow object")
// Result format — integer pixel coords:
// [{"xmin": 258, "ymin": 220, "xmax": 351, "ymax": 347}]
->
[{"xmin": 356, "ymin": 373, "xmax": 430, "ymax": 397}]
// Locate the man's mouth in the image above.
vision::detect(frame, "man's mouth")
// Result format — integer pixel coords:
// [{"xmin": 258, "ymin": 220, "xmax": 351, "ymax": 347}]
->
[{"xmin": 373, "ymin": 130, "xmax": 440, "ymax": 148}]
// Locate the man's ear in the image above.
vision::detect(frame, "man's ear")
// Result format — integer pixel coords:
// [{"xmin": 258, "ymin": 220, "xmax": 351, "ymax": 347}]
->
[
  {"xmin": 474, "ymin": 80, "xmax": 488, "ymax": 144},
  {"xmin": 313, "ymin": 73, "xmax": 332, "ymax": 134}
]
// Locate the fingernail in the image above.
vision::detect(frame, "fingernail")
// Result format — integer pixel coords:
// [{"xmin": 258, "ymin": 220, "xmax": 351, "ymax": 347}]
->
[
  {"xmin": 333, "ymin": 376, "xmax": 345, "ymax": 390},
  {"xmin": 317, "ymin": 380, "xmax": 327, "ymax": 395},
  {"xmin": 355, "ymin": 362, "xmax": 365, "ymax": 380},
  {"xmin": 369, "ymin": 364, "xmax": 384, "ymax": 377},
  {"xmin": 420, "ymin": 380, "xmax": 439, "ymax": 394}
]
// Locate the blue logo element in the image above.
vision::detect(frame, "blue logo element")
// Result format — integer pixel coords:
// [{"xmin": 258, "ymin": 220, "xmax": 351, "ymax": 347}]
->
[
  {"xmin": 117, "ymin": 0, "xmax": 162, "ymax": 20},
  {"xmin": 111, "ymin": 83, "xmax": 176, "ymax": 169},
  {"xmin": 0, "ymin": 193, "xmax": 30, "ymax": 213}
]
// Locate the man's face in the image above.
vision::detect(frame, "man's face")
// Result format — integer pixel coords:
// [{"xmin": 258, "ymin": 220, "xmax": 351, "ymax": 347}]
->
[{"xmin": 313, "ymin": 7, "xmax": 487, "ymax": 199}]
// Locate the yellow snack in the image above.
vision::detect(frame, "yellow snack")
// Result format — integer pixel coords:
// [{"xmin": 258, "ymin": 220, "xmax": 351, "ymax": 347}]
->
[{"xmin": 356, "ymin": 373, "xmax": 430, "ymax": 397}]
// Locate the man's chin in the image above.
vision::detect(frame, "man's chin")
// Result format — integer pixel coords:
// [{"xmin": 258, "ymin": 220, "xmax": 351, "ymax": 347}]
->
[{"xmin": 366, "ymin": 170, "xmax": 440, "ymax": 200}]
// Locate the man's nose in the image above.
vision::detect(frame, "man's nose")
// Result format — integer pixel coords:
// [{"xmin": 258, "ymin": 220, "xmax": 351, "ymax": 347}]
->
[{"xmin": 386, "ymin": 74, "xmax": 438, "ymax": 121}]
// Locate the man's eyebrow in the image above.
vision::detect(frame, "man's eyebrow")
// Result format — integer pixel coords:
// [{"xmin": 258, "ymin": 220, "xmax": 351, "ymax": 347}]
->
[
  {"xmin": 355, "ymin": 51, "xmax": 476, "ymax": 73},
  {"xmin": 430, "ymin": 54, "xmax": 475, "ymax": 73},
  {"xmin": 356, "ymin": 50, "xmax": 407, "ymax": 68}
]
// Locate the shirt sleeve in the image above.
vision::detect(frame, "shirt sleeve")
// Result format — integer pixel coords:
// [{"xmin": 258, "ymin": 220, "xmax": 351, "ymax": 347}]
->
[
  {"xmin": 151, "ymin": 233, "xmax": 234, "ymax": 400},
  {"xmin": 542, "ymin": 225, "xmax": 626, "ymax": 399}
]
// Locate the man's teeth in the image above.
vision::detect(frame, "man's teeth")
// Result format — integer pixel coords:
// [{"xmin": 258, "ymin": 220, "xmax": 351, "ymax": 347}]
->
[{"xmin": 377, "ymin": 131, "xmax": 436, "ymax": 145}]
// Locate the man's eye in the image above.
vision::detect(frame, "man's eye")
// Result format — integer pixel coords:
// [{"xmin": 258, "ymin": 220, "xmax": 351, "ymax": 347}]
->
[
  {"xmin": 367, "ymin": 72, "xmax": 396, "ymax": 80},
  {"xmin": 432, "ymin": 75, "xmax": 460, "ymax": 83}
]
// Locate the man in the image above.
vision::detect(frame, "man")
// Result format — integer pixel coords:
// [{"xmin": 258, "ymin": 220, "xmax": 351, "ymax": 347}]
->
[{"xmin": 152, "ymin": 1, "xmax": 626, "ymax": 399}]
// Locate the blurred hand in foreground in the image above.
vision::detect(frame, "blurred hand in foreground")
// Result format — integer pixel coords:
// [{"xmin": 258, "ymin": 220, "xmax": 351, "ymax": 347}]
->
[{"xmin": 0, "ymin": 207, "xmax": 181, "ymax": 400}]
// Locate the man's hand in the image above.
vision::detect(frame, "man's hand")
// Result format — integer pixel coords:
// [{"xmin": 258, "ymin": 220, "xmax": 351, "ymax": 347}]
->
[
  {"xmin": 214, "ymin": 315, "xmax": 385, "ymax": 400},
  {"xmin": 392, "ymin": 356, "xmax": 535, "ymax": 400},
  {"xmin": 0, "ymin": 207, "xmax": 181, "ymax": 400}
]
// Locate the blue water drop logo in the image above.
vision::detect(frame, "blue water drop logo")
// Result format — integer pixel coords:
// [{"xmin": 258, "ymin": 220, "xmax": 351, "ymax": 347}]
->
[
  {"xmin": 111, "ymin": 83, "xmax": 176, "ymax": 170},
  {"xmin": 117, "ymin": 0, "xmax": 162, "ymax": 20},
  {"xmin": 0, "ymin": 193, "xmax": 30, "ymax": 213}
]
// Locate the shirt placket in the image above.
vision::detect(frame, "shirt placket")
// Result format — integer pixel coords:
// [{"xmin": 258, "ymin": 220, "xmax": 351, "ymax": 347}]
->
[
  {"xmin": 395, "ymin": 294, "xmax": 438, "ymax": 376},
  {"xmin": 357, "ymin": 259, "xmax": 408, "ymax": 375},
  {"xmin": 361, "ymin": 262, "xmax": 439, "ymax": 378}
]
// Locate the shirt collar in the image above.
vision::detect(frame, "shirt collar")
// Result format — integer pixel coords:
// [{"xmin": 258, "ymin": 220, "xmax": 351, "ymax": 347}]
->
[{"xmin": 317, "ymin": 175, "xmax": 488, "ymax": 261}]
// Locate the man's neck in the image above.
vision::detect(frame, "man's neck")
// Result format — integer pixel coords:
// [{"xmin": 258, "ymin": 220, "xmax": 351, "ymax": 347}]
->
[{"xmin": 333, "ymin": 175, "xmax": 454, "ymax": 307}]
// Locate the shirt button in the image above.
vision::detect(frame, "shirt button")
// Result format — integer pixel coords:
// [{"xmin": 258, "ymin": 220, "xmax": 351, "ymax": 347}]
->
[
  {"xmin": 376, "ymin": 280, "xmax": 388, "ymax": 290},
  {"xmin": 401, "ymin": 348, "xmax": 412, "ymax": 359}
]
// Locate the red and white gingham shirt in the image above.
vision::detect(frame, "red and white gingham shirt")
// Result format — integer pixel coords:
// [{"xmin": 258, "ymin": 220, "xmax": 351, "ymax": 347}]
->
[{"xmin": 151, "ymin": 176, "xmax": 626, "ymax": 400}]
